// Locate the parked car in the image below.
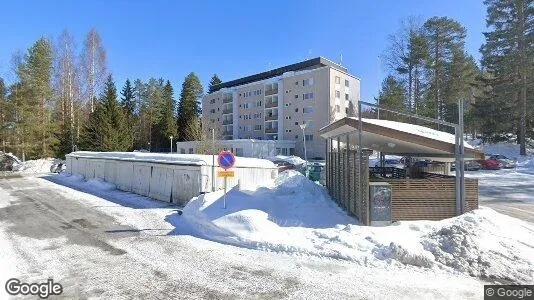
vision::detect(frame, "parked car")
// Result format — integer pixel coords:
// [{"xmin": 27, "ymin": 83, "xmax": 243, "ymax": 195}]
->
[
  {"xmin": 488, "ymin": 154, "xmax": 517, "ymax": 169},
  {"xmin": 272, "ymin": 160, "xmax": 296, "ymax": 173},
  {"xmin": 451, "ymin": 160, "xmax": 481, "ymax": 171},
  {"xmin": 478, "ymin": 159, "xmax": 503, "ymax": 170},
  {"xmin": 374, "ymin": 159, "xmax": 404, "ymax": 169}
]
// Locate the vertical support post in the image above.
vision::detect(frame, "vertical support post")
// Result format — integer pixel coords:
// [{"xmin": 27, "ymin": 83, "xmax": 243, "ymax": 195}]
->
[
  {"xmin": 325, "ymin": 139, "xmax": 329, "ymax": 187},
  {"xmin": 455, "ymin": 99, "xmax": 465, "ymax": 215},
  {"xmin": 329, "ymin": 138, "xmax": 333, "ymax": 192},
  {"xmin": 358, "ymin": 101, "xmax": 366, "ymax": 224},
  {"xmin": 336, "ymin": 136, "xmax": 341, "ymax": 204},
  {"xmin": 212, "ymin": 129, "xmax": 215, "ymax": 192},
  {"xmin": 345, "ymin": 133, "xmax": 350, "ymax": 212}
]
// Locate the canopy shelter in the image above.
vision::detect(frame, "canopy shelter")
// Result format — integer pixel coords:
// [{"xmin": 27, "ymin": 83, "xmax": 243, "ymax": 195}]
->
[
  {"xmin": 318, "ymin": 113, "xmax": 481, "ymax": 225},
  {"xmin": 318, "ymin": 117, "xmax": 484, "ymax": 161}
]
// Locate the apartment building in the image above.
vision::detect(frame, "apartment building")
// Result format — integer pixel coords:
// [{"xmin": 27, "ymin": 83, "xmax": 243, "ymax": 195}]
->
[{"xmin": 202, "ymin": 57, "xmax": 360, "ymax": 159}]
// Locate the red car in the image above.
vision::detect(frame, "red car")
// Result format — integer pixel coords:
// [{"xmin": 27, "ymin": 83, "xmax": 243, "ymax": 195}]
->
[{"xmin": 478, "ymin": 159, "xmax": 503, "ymax": 170}]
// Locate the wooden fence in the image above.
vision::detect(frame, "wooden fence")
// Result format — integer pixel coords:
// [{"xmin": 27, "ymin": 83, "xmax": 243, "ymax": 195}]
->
[{"xmin": 377, "ymin": 178, "xmax": 479, "ymax": 221}]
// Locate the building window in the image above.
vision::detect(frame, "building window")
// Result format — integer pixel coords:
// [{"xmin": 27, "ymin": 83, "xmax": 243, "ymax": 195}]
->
[
  {"xmin": 295, "ymin": 108, "xmax": 298, "ymax": 112},
  {"xmin": 257, "ymin": 100, "xmax": 262, "ymax": 107},
  {"xmin": 285, "ymin": 102, "xmax": 291, "ymax": 107},
  {"xmin": 295, "ymin": 81, "xmax": 298, "ymax": 85},
  {"xmin": 295, "ymin": 94, "xmax": 298, "ymax": 99},
  {"xmin": 336, "ymin": 105, "xmax": 341, "ymax": 112},
  {"xmin": 295, "ymin": 135, "xmax": 299, "ymax": 139},
  {"xmin": 285, "ymin": 129, "xmax": 292, "ymax": 133},
  {"xmin": 305, "ymin": 120, "xmax": 313, "ymax": 127},
  {"xmin": 210, "ymin": 109, "xmax": 215, "ymax": 113},
  {"xmin": 295, "ymin": 122, "xmax": 299, "ymax": 125},
  {"xmin": 285, "ymin": 116, "xmax": 291, "ymax": 120},
  {"xmin": 180, "ymin": 148, "xmax": 186, "ymax": 154},
  {"xmin": 345, "ymin": 79, "xmax": 349, "ymax": 87},
  {"xmin": 303, "ymin": 78, "xmax": 313, "ymax": 86},
  {"xmin": 335, "ymin": 76, "xmax": 340, "ymax": 84},
  {"xmin": 210, "ymin": 99, "xmax": 215, "ymax": 104},
  {"xmin": 303, "ymin": 107, "xmax": 314, "ymax": 114},
  {"xmin": 305, "ymin": 134, "xmax": 313, "ymax": 141},
  {"xmin": 254, "ymin": 124, "xmax": 262, "ymax": 131},
  {"xmin": 345, "ymin": 93, "xmax": 349, "ymax": 100},
  {"xmin": 189, "ymin": 148, "xmax": 194, "ymax": 154},
  {"xmin": 335, "ymin": 91, "xmax": 340, "ymax": 98},
  {"xmin": 303, "ymin": 92, "xmax": 314, "ymax": 100}
]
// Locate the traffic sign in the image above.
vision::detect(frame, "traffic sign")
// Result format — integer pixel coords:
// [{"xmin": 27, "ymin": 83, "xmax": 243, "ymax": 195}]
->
[
  {"xmin": 217, "ymin": 171, "xmax": 235, "ymax": 177},
  {"xmin": 218, "ymin": 151, "xmax": 235, "ymax": 170}
]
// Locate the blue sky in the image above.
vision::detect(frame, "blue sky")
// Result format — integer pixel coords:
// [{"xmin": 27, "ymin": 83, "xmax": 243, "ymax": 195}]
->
[{"xmin": 0, "ymin": 0, "xmax": 487, "ymax": 101}]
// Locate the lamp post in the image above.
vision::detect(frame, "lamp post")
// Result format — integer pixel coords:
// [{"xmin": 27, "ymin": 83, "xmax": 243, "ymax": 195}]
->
[
  {"xmin": 170, "ymin": 136, "xmax": 173, "ymax": 153},
  {"xmin": 299, "ymin": 123, "xmax": 308, "ymax": 178}
]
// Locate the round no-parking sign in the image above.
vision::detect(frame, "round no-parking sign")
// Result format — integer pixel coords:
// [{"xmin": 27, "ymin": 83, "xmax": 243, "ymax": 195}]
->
[{"xmin": 218, "ymin": 151, "xmax": 235, "ymax": 170}]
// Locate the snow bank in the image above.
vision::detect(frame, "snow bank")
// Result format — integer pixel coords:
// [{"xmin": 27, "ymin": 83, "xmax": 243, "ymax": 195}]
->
[
  {"xmin": 266, "ymin": 155, "xmax": 306, "ymax": 166},
  {"xmin": 21, "ymin": 158, "xmax": 55, "ymax": 174},
  {"xmin": 68, "ymin": 151, "xmax": 275, "ymax": 168},
  {"xmin": 176, "ymin": 171, "xmax": 534, "ymax": 284}
]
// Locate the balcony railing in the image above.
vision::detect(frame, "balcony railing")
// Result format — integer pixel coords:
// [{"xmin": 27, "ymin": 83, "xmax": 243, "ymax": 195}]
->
[
  {"xmin": 265, "ymin": 114, "xmax": 278, "ymax": 121},
  {"xmin": 222, "ymin": 108, "xmax": 233, "ymax": 114},
  {"xmin": 222, "ymin": 119, "xmax": 233, "ymax": 125},
  {"xmin": 222, "ymin": 97, "xmax": 233, "ymax": 104},
  {"xmin": 264, "ymin": 88, "xmax": 278, "ymax": 96},
  {"xmin": 265, "ymin": 101, "xmax": 278, "ymax": 108},
  {"xmin": 265, "ymin": 127, "xmax": 278, "ymax": 133}
]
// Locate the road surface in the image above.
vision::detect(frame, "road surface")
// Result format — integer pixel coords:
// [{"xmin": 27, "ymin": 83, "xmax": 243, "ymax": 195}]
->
[{"xmin": 0, "ymin": 175, "xmax": 483, "ymax": 299}]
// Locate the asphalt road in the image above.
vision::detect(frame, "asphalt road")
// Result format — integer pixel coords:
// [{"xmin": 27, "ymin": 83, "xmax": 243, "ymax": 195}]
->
[{"xmin": 479, "ymin": 196, "xmax": 534, "ymax": 224}]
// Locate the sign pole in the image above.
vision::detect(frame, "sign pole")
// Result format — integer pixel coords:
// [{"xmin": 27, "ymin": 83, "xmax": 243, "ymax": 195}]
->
[{"xmin": 224, "ymin": 177, "xmax": 227, "ymax": 209}]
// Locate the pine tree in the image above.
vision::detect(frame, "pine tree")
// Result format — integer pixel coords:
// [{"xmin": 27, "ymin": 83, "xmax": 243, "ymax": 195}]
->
[
  {"xmin": 176, "ymin": 72, "xmax": 203, "ymax": 141},
  {"xmin": 423, "ymin": 17, "xmax": 467, "ymax": 123},
  {"xmin": 153, "ymin": 81, "xmax": 177, "ymax": 150},
  {"xmin": 208, "ymin": 74, "xmax": 222, "ymax": 93},
  {"xmin": 17, "ymin": 37, "xmax": 56, "ymax": 158},
  {"xmin": 121, "ymin": 79, "xmax": 135, "ymax": 116},
  {"xmin": 481, "ymin": 0, "xmax": 533, "ymax": 155},
  {"xmin": 80, "ymin": 75, "xmax": 133, "ymax": 151}
]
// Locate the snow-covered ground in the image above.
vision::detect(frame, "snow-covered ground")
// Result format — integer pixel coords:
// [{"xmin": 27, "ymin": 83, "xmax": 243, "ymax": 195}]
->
[{"xmin": 1, "ymin": 144, "xmax": 534, "ymax": 298}]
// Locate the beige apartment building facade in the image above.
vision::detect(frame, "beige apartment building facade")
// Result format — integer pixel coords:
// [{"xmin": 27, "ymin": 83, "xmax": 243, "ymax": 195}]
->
[{"xmin": 202, "ymin": 57, "xmax": 360, "ymax": 159}]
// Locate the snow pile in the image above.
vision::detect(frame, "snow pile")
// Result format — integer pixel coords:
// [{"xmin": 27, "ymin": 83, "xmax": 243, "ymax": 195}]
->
[
  {"xmin": 68, "ymin": 151, "xmax": 275, "ymax": 168},
  {"xmin": 175, "ymin": 171, "xmax": 534, "ymax": 284},
  {"xmin": 21, "ymin": 158, "xmax": 55, "ymax": 174},
  {"xmin": 267, "ymin": 155, "xmax": 306, "ymax": 166}
]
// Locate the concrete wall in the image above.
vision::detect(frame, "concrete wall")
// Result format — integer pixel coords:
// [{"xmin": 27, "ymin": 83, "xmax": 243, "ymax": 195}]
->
[{"xmin": 66, "ymin": 154, "xmax": 277, "ymax": 206}]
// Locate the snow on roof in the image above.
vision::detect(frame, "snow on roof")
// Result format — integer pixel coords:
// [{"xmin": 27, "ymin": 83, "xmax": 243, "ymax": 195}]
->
[
  {"xmin": 67, "ymin": 151, "xmax": 276, "ymax": 168},
  {"xmin": 352, "ymin": 118, "xmax": 474, "ymax": 149}
]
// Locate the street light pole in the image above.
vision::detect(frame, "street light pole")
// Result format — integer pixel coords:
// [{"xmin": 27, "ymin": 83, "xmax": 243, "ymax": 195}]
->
[
  {"xmin": 299, "ymin": 123, "xmax": 308, "ymax": 178},
  {"xmin": 170, "ymin": 136, "xmax": 173, "ymax": 153},
  {"xmin": 211, "ymin": 128, "xmax": 215, "ymax": 192}
]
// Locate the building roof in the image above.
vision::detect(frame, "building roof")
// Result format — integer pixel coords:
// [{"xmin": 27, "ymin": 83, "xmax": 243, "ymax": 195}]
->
[
  {"xmin": 210, "ymin": 57, "xmax": 347, "ymax": 93},
  {"xmin": 318, "ymin": 117, "xmax": 484, "ymax": 161}
]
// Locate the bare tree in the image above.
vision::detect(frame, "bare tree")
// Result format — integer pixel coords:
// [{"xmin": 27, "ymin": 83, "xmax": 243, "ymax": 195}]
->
[
  {"xmin": 80, "ymin": 29, "xmax": 107, "ymax": 113},
  {"xmin": 54, "ymin": 29, "xmax": 81, "ymax": 152}
]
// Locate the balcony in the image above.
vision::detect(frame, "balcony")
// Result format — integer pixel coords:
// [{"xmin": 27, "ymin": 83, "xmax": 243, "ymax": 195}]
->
[
  {"xmin": 264, "ymin": 88, "xmax": 278, "ymax": 96},
  {"xmin": 265, "ymin": 101, "xmax": 278, "ymax": 108},
  {"xmin": 222, "ymin": 107, "xmax": 233, "ymax": 114},
  {"xmin": 222, "ymin": 119, "xmax": 233, "ymax": 125},
  {"xmin": 265, "ymin": 127, "xmax": 278, "ymax": 134},
  {"xmin": 265, "ymin": 114, "xmax": 278, "ymax": 121},
  {"xmin": 223, "ymin": 97, "xmax": 233, "ymax": 104}
]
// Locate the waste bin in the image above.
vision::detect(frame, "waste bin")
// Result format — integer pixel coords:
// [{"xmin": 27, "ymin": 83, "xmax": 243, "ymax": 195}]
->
[{"xmin": 369, "ymin": 182, "xmax": 392, "ymax": 226}]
